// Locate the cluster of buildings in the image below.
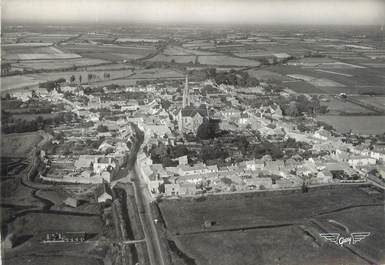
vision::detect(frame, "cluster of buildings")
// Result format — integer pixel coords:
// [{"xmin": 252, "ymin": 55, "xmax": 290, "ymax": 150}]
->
[
  {"xmin": 38, "ymin": 87, "xmax": 137, "ymax": 184},
  {"xmin": 18, "ymin": 71, "xmax": 384, "ymax": 198},
  {"xmin": 133, "ymin": 76, "xmax": 385, "ymax": 198}
]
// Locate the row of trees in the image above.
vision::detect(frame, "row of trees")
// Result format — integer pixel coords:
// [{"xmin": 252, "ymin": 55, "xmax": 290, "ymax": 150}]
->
[
  {"xmin": 39, "ymin": 72, "xmax": 113, "ymax": 91},
  {"xmin": 205, "ymin": 68, "xmax": 260, "ymax": 87},
  {"xmin": 69, "ymin": 72, "xmax": 111, "ymax": 84},
  {"xmin": 276, "ymin": 95, "xmax": 328, "ymax": 117}
]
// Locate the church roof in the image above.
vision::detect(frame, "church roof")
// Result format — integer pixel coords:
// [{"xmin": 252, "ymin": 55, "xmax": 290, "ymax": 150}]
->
[{"xmin": 180, "ymin": 107, "xmax": 208, "ymax": 117}]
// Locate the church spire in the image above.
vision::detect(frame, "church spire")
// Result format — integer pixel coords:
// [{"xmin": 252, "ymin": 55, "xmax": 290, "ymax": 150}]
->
[{"xmin": 182, "ymin": 74, "xmax": 190, "ymax": 108}]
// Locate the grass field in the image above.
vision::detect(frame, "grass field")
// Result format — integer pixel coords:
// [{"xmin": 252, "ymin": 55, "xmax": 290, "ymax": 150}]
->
[
  {"xmin": 38, "ymin": 188, "xmax": 100, "ymax": 214},
  {"xmin": 316, "ymin": 115, "xmax": 385, "ymax": 134},
  {"xmin": 349, "ymin": 96, "xmax": 385, "ymax": 111},
  {"xmin": 1, "ymin": 132, "xmax": 42, "ymax": 157},
  {"xmin": 175, "ymin": 225, "xmax": 367, "ymax": 265},
  {"xmin": 14, "ymin": 213, "xmax": 102, "ymax": 234},
  {"xmin": 4, "ymin": 255, "xmax": 104, "ymax": 265},
  {"xmin": 318, "ymin": 205, "xmax": 385, "ymax": 262},
  {"xmin": 322, "ymin": 97, "xmax": 375, "ymax": 115},
  {"xmin": 1, "ymin": 183, "xmax": 43, "ymax": 207},
  {"xmin": 159, "ymin": 186, "xmax": 384, "ymax": 265},
  {"xmin": 159, "ymin": 186, "xmax": 382, "ymax": 234}
]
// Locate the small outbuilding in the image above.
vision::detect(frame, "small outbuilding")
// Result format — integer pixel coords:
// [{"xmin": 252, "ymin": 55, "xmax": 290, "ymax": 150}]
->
[{"xmin": 63, "ymin": 197, "xmax": 80, "ymax": 208}]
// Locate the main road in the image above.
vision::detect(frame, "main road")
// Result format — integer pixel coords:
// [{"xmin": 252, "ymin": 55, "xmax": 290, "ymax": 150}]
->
[{"xmin": 126, "ymin": 123, "xmax": 166, "ymax": 265}]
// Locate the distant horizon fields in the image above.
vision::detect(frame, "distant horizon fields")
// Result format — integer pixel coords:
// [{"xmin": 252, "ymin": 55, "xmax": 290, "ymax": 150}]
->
[
  {"xmin": 2, "ymin": 21, "xmax": 384, "ymax": 27},
  {"xmin": 2, "ymin": 22, "xmax": 384, "ymax": 37}
]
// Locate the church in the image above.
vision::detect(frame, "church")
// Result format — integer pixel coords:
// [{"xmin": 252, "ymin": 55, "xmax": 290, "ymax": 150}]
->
[{"xmin": 176, "ymin": 75, "xmax": 208, "ymax": 134}]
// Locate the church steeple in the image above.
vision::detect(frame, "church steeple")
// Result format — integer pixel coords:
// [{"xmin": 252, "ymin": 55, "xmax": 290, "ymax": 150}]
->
[{"xmin": 182, "ymin": 74, "xmax": 190, "ymax": 108}]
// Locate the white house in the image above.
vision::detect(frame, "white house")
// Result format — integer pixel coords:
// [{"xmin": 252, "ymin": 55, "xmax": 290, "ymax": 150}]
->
[{"xmin": 348, "ymin": 156, "xmax": 377, "ymax": 168}]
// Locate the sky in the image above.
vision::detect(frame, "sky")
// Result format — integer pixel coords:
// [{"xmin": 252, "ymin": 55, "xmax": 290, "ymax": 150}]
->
[{"xmin": 2, "ymin": 0, "xmax": 385, "ymax": 25}]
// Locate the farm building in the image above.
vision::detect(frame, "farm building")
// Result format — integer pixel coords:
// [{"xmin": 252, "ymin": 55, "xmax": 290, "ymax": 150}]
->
[
  {"xmin": 43, "ymin": 232, "xmax": 86, "ymax": 243},
  {"xmin": 96, "ymin": 183, "xmax": 112, "ymax": 203}
]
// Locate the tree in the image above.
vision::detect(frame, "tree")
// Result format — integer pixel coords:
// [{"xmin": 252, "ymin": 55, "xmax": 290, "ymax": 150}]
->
[
  {"xmin": 161, "ymin": 99, "xmax": 171, "ymax": 110},
  {"xmin": 286, "ymin": 101, "xmax": 298, "ymax": 116},
  {"xmin": 31, "ymin": 90, "xmax": 38, "ymax": 99},
  {"xmin": 301, "ymin": 181, "xmax": 309, "ymax": 193},
  {"xmin": 79, "ymin": 75, "xmax": 82, "ymax": 84},
  {"xmin": 194, "ymin": 56, "xmax": 200, "ymax": 65},
  {"xmin": 85, "ymin": 121, "xmax": 94, "ymax": 127},
  {"xmin": 197, "ymin": 119, "xmax": 221, "ymax": 140},
  {"xmin": 2, "ymin": 93, "xmax": 12, "ymax": 100},
  {"xmin": 70, "ymin": 75, "xmax": 75, "ymax": 83},
  {"xmin": 1, "ymin": 63, "xmax": 11, "ymax": 75},
  {"xmin": 96, "ymin": 125, "xmax": 109, "ymax": 132}
]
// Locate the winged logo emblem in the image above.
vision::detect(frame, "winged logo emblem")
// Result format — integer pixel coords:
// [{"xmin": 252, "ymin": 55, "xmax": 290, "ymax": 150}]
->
[{"xmin": 320, "ymin": 232, "xmax": 370, "ymax": 246}]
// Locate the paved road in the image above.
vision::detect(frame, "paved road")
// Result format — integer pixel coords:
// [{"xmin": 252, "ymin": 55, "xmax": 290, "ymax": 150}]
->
[{"xmin": 131, "ymin": 162, "xmax": 166, "ymax": 265}]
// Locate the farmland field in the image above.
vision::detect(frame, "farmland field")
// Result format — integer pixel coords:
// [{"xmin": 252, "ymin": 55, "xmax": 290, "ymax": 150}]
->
[
  {"xmin": 147, "ymin": 53, "xmax": 261, "ymax": 66},
  {"xmin": 283, "ymin": 80, "xmax": 327, "ymax": 94},
  {"xmin": 196, "ymin": 55, "xmax": 261, "ymax": 66},
  {"xmin": 287, "ymin": 74, "xmax": 345, "ymax": 87},
  {"xmin": 163, "ymin": 46, "xmax": 217, "ymax": 56},
  {"xmin": 0, "ymin": 68, "xmax": 132, "ymax": 92},
  {"xmin": 265, "ymin": 64, "xmax": 385, "ymax": 95},
  {"xmin": 1, "ymin": 75, "xmax": 41, "ymax": 91},
  {"xmin": 2, "ymin": 44, "xmax": 80, "ymax": 61},
  {"xmin": 247, "ymin": 69, "xmax": 291, "ymax": 82},
  {"xmin": 132, "ymin": 68, "xmax": 184, "ymax": 79},
  {"xmin": 63, "ymin": 43, "xmax": 156, "ymax": 61},
  {"xmin": 12, "ymin": 57, "xmax": 110, "ymax": 71},
  {"xmin": 147, "ymin": 54, "xmax": 197, "ymax": 64},
  {"xmin": 91, "ymin": 68, "xmax": 185, "ymax": 86}
]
